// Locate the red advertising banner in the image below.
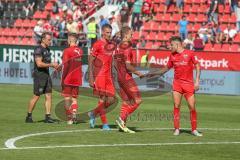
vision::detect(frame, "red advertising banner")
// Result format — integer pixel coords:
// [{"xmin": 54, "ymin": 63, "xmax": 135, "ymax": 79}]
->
[{"xmin": 135, "ymin": 50, "xmax": 240, "ymax": 71}]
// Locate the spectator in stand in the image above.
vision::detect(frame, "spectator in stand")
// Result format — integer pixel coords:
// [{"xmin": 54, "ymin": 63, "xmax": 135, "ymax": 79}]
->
[
  {"xmin": 211, "ymin": 23, "xmax": 223, "ymax": 43},
  {"xmin": 207, "ymin": 23, "xmax": 215, "ymax": 43},
  {"xmin": 164, "ymin": 0, "xmax": 173, "ymax": 14},
  {"xmin": 236, "ymin": 1, "xmax": 240, "ymax": 32},
  {"xmin": 66, "ymin": 17, "xmax": 79, "ymax": 34},
  {"xmin": 183, "ymin": 34, "xmax": 194, "ymax": 50},
  {"xmin": 132, "ymin": 0, "xmax": 143, "ymax": 31},
  {"xmin": 229, "ymin": 0, "xmax": 238, "ymax": 13},
  {"xmin": 59, "ymin": 15, "xmax": 67, "ymax": 40},
  {"xmin": 26, "ymin": 0, "xmax": 36, "ymax": 11},
  {"xmin": 208, "ymin": 0, "xmax": 219, "ymax": 24},
  {"xmin": 108, "ymin": 11, "xmax": 116, "ymax": 21},
  {"xmin": 178, "ymin": 15, "xmax": 189, "ymax": 41},
  {"xmin": 118, "ymin": 5, "xmax": 130, "ymax": 29},
  {"xmin": 52, "ymin": 1, "xmax": 59, "ymax": 14},
  {"xmin": 176, "ymin": 0, "xmax": 184, "ymax": 14},
  {"xmin": 34, "ymin": 20, "xmax": 44, "ymax": 44},
  {"xmin": 193, "ymin": 34, "xmax": 205, "ymax": 51},
  {"xmin": 223, "ymin": 24, "xmax": 238, "ymax": 43},
  {"xmin": 87, "ymin": 17, "xmax": 98, "ymax": 46},
  {"xmin": 73, "ymin": 6, "xmax": 83, "ymax": 22},
  {"xmin": 43, "ymin": 15, "xmax": 53, "ymax": 33},
  {"xmin": 139, "ymin": 35, "xmax": 146, "ymax": 47},
  {"xmin": 77, "ymin": 16, "xmax": 84, "ymax": 33},
  {"xmin": 198, "ymin": 23, "xmax": 210, "ymax": 43},
  {"xmin": 127, "ymin": 0, "xmax": 135, "ymax": 12},
  {"xmin": 109, "ymin": 17, "xmax": 119, "ymax": 37},
  {"xmin": 99, "ymin": 15, "xmax": 109, "ymax": 28},
  {"xmin": 142, "ymin": 0, "xmax": 153, "ymax": 20},
  {"xmin": 0, "ymin": 1, "xmax": 4, "ymax": 18}
]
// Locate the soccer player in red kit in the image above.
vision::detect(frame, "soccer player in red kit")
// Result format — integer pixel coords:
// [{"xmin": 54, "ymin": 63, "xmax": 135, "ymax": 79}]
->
[
  {"xmin": 61, "ymin": 33, "xmax": 83, "ymax": 124},
  {"xmin": 88, "ymin": 24, "xmax": 116, "ymax": 130},
  {"xmin": 114, "ymin": 27, "xmax": 145, "ymax": 133},
  {"xmin": 148, "ymin": 36, "xmax": 202, "ymax": 136}
]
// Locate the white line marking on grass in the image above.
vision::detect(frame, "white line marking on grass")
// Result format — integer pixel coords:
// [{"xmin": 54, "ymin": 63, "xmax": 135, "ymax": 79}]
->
[
  {"xmin": 1, "ymin": 142, "xmax": 240, "ymax": 150},
  {"xmin": 4, "ymin": 128, "xmax": 240, "ymax": 149}
]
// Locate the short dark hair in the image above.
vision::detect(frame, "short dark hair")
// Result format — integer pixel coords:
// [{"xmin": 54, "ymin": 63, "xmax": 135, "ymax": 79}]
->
[
  {"xmin": 170, "ymin": 36, "xmax": 182, "ymax": 43},
  {"xmin": 101, "ymin": 24, "xmax": 112, "ymax": 31},
  {"xmin": 41, "ymin": 32, "xmax": 52, "ymax": 42},
  {"xmin": 120, "ymin": 26, "xmax": 131, "ymax": 39}
]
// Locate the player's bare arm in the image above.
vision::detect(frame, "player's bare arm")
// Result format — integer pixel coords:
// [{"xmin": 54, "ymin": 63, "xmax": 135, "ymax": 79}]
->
[
  {"xmin": 147, "ymin": 66, "xmax": 170, "ymax": 77},
  {"xmin": 126, "ymin": 61, "xmax": 145, "ymax": 78},
  {"xmin": 194, "ymin": 63, "xmax": 201, "ymax": 91},
  {"xmin": 35, "ymin": 57, "xmax": 59, "ymax": 69},
  {"xmin": 88, "ymin": 54, "xmax": 95, "ymax": 88}
]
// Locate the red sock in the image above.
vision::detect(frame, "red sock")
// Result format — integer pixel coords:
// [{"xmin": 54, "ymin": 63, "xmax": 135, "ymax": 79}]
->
[
  {"xmin": 190, "ymin": 109, "xmax": 197, "ymax": 131},
  {"xmin": 173, "ymin": 107, "xmax": 180, "ymax": 129},
  {"xmin": 93, "ymin": 101, "xmax": 104, "ymax": 116},
  {"xmin": 64, "ymin": 106, "xmax": 71, "ymax": 120},
  {"xmin": 94, "ymin": 101, "xmax": 108, "ymax": 124},
  {"xmin": 120, "ymin": 103, "xmax": 129, "ymax": 122},
  {"xmin": 128, "ymin": 103, "xmax": 140, "ymax": 115},
  {"xmin": 71, "ymin": 103, "xmax": 78, "ymax": 112}
]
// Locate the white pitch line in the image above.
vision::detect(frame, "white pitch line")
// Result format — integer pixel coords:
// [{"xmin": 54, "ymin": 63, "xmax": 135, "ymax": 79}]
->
[
  {"xmin": 1, "ymin": 142, "xmax": 240, "ymax": 150},
  {"xmin": 4, "ymin": 128, "xmax": 240, "ymax": 149}
]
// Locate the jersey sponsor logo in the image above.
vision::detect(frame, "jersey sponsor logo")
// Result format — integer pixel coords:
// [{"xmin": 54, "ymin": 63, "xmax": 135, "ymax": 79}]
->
[{"xmin": 74, "ymin": 48, "xmax": 82, "ymax": 56}]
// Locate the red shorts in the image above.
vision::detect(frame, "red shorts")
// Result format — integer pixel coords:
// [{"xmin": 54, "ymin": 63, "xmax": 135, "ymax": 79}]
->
[
  {"xmin": 93, "ymin": 76, "xmax": 115, "ymax": 97},
  {"xmin": 173, "ymin": 80, "xmax": 195, "ymax": 99},
  {"xmin": 62, "ymin": 85, "xmax": 79, "ymax": 98},
  {"xmin": 118, "ymin": 78, "xmax": 141, "ymax": 101}
]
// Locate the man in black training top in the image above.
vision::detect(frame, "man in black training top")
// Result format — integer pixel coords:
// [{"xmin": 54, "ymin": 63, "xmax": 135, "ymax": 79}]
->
[{"xmin": 25, "ymin": 32, "xmax": 59, "ymax": 123}]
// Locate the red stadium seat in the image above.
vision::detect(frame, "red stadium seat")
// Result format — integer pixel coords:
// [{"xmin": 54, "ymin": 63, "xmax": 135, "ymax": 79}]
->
[
  {"xmin": 168, "ymin": 23, "xmax": 177, "ymax": 32},
  {"xmin": 156, "ymin": 32, "xmax": 164, "ymax": 41},
  {"xmin": 212, "ymin": 44, "xmax": 222, "ymax": 51},
  {"xmin": 142, "ymin": 22, "xmax": 151, "ymax": 31},
  {"xmin": 233, "ymin": 33, "xmax": 240, "ymax": 43},
  {"xmin": 220, "ymin": 15, "xmax": 230, "ymax": 23},
  {"xmin": 229, "ymin": 14, "xmax": 236, "ymax": 23},
  {"xmin": 183, "ymin": 4, "xmax": 191, "ymax": 13},
  {"xmin": 230, "ymin": 44, "xmax": 239, "ymax": 52},
  {"xmin": 146, "ymin": 32, "xmax": 156, "ymax": 41},
  {"xmin": 187, "ymin": 14, "xmax": 196, "ymax": 22},
  {"xmin": 151, "ymin": 22, "xmax": 160, "ymax": 31},
  {"xmin": 172, "ymin": 14, "xmax": 181, "ymax": 22},
  {"xmin": 196, "ymin": 14, "xmax": 207, "ymax": 23},
  {"xmin": 159, "ymin": 22, "xmax": 168, "ymax": 31},
  {"xmin": 204, "ymin": 43, "xmax": 213, "ymax": 51},
  {"xmin": 132, "ymin": 32, "xmax": 140, "ymax": 40},
  {"xmin": 17, "ymin": 28, "xmax": 27, "ymax": 37},
  {"xmin": 191, "ymin": 5, "xmax": 199, "ymax": 13},
  {"xmin": 9, "ymin": 28, "xmax": 19, "ymax": 37},
  {"xmin": 145, "ymin": 42, "xmax": 153, "ymax": 49},
  {"xmin": 45, "ymin": 2, "xmax": 53, "ymax": 11},
  {"xmin": 14, "ymin": 19, "xmax": 23, "ymax": 28},
  {"xmin": 221, "ymin": 44, "xmax": 230, "ymax": 52}
]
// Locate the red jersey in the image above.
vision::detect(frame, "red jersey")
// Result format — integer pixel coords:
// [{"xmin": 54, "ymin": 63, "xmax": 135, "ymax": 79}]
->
[
  {"xmin": 62, "ymin": 45, "xmax": 83, "ymax": 86},
  {"xmin": 91, "ymin": 38, "xmax": 116, "ymax": 79},
  {"xmin": 167, "ymin": 50, "xmax": 199, "ymax": 83},
  {"xmin": 114, "ymin": 42, "xmax": 133, "ymax": 81}
]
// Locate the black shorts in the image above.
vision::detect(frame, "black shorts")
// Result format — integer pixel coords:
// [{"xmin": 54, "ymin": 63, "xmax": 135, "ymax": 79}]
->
[{"xmin": 33, "ymin": 72, "xmax": 52, "ymax": 96}]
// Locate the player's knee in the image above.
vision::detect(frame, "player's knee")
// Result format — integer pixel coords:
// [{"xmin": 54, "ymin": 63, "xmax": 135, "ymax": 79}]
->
[
  {"xmin": 45, "ymin": 93, "xmax": 52, "ymax": 100},
  {"xmin": 174, "ymin": 103, "xmax": 181, "ymax": 108}
]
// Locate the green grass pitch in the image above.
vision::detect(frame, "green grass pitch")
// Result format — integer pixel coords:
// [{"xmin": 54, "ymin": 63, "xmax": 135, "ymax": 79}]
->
[{"xmin": 0, "ymin": 84, "xmax": 240, "ymax": 160}]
